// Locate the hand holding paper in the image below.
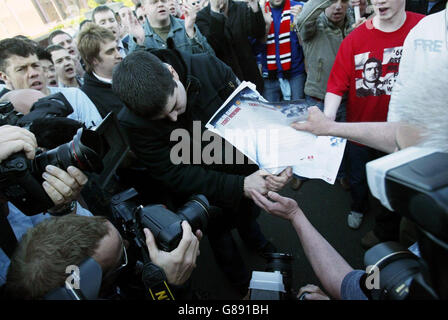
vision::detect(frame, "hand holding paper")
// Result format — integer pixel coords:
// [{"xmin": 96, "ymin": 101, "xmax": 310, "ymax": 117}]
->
[{"xmin": 291, "ymin": 106, "xmax": 335, "ymax": 136}]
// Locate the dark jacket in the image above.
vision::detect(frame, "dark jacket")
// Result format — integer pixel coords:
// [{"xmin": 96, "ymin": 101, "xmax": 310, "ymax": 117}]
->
[
  {"xmin": 81, "ymin": 72, "xmax": 126, "ymax": 118},
  {"xmin": 406, "ymin": 0, "xmax": 447, "ymax": 15},
  {"xmin": 118, "ymin": 50, "xmax": 257, "ymax": 210},
  {"xmin": 196, "ymin": 1, "xmax": 266, "ymax": 91}
]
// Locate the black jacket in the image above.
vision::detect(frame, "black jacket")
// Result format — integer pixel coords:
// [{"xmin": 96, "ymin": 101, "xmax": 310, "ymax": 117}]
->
[
  {"xmin": 118, "ymin": 50, "xmax": 258, "ymax": 210},
  {"xmin": 406, "ymin": 0, "xmax": 447, "ymax": 15},
  {"xmin": 81, "ymin": 72, "xmax": 126, "ymax": 118},
  {"xmin": 196, "ymin": 1, "xmax": 265, "ymax": 92}
]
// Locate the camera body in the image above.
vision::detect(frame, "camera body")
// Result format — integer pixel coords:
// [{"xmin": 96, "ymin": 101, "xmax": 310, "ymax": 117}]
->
[
  {"xmin": 365, "ymin": 147, "xmax": 448, "ymax": 299},
  {"xmin": 110, "ymin": 188, "xmax": 212, "ymax": 252},
  {"xmin": 0, "ymin": 106, "xmax": 129, "ymax": 215}
]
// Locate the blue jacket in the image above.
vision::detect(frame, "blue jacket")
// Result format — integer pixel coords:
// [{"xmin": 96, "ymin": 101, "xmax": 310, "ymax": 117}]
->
[
  {"xmin": 260, "ymin": 0, "xmax": 306, "ymax": 79},
  {"xmin": 128, "ymin": 15, "xmax": 215, "ymax": 56}
]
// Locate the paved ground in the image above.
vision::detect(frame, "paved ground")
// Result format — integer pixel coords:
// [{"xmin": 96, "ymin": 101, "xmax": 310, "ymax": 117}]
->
[{"xmin": 191, "ymin": 178, "xmax": 379, "ymax": 300}]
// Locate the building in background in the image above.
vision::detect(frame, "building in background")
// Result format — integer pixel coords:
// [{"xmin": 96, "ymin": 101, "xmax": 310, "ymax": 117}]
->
[{"xmin": 0, "ymin": 0, "xmax": 131, "ymax": 42}]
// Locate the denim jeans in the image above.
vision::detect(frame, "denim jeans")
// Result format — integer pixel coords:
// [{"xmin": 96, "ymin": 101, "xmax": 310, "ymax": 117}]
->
[
  {"xmin": 263, "ymin": 73, "xmax": 306, "ymax": 102},
  {"xmin": 305, "ymin": 95, "xmax": 324, "ymax": 111}
]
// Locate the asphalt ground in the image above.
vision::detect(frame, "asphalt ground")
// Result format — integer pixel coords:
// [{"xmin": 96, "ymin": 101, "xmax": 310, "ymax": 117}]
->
[{"xmin": 191, "ymin": 178, "xmax": 380, "ymax": 300}]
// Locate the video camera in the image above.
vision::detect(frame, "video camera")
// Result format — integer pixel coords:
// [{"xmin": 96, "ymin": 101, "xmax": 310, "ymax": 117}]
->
[
  {"xmin": 0, "ymin": 92, "xmax": 129, "ymax": 215},
  {"xmin": 249, "ymin": 253, "xmax": 295, "ymax": 300},
  {"xmin": 364, "ymin": 147, "xmax": 448, "ymax": 299}
]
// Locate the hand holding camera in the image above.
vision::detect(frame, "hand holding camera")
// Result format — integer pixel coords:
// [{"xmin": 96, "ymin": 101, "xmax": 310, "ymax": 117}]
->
[
  {"xmin": 42, "ymin": 165, "xmax": 87, "ymax": 209},
  {"xmin": 0, "ymin": 125, "xmax": 37, "ymax": 162},
  {"xmin": 144, "ymin": 221, "xmax": 203, "ymax": 286}
]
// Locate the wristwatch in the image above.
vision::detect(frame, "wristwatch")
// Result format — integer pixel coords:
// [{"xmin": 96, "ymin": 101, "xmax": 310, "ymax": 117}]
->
[{"xmin": 47, "ymin": 200, "xmax": 77, "ymax": 216}]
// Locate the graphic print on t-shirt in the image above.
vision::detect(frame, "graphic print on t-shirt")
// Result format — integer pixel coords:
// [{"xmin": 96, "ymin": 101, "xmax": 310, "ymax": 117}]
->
[{"xmin": 354, "ymin": 46, "xmax": 403, "ymax": 97}]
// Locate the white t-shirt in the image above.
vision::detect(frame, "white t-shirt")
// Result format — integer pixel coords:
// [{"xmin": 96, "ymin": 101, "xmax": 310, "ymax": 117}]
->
[{"xmin": 388, "ymin": 9, "xmax": 448, "ymax": 122}]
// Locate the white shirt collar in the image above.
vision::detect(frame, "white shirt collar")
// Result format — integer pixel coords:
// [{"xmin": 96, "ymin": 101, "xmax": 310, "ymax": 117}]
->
[{"xmin": 93, "ymin": 71, "xmax": 112, "ymax": 84}]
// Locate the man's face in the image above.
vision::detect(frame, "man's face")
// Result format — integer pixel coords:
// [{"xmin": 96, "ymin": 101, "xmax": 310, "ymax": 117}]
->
[
  {"xmin": 186, "ymin": 0, "xmax": 201, "ymax": 10},
  {"xmin": 40, "ymin": 59, "xmax": 58, "ymax": 87},
  {"xmin": 118, "ymin": 7, "xmax": 133, "ymax": 33},
  {"xmin": 168, "ymin": 0, "xmax": 181, "ymax": 16},
  {"xmin": 151, "ymin": 64, "xmax": 187, "ymax": 122},
  {"xmin": 94, "ymin": 10, "xmax": 121, "ymax": 41},
  {"xmin": 0, "ymin": 54, "xmax": 46, "ymax": 92},
  {"xmin": 144, "ymin": 0, "xmax": 170, "ymax": 25},
  {"xmin": 363, "ymin": 62, "xmax": 381, "ymax": 82},
  {"xmin": 51, "ymin": 48, "xmax": 76, "ymax": 82},
  {"xmin": 51, "ymin": 33, "xmax": 78, "ymax": 59},
  {"xmin": 94, "ymin": 40, "xmax": 123, "ymax": 78},
  {"xmin": 269, "ymin": 0, "xmax": 284, "ymax": 8},
  {"xmin": 135, "ymin": 7, "xmax": 146, "ymax": 25},
  {"xmin": 93, "ymin": 222, "xmax": 127, "ymax": 279},
  {"xmin": 371, "ymin": 0, "xmax": 406, "ymax": 22},
  {"xmin": 325, "ymin": 0, "xmax": 348, "ymax": 24}
]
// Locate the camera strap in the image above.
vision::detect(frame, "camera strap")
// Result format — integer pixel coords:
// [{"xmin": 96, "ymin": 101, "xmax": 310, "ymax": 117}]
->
[
  {"xmin": 142, "ymin": 262, "xmax": 175, "ymax": 301},
  {"xmin": 0, "ymin": 206, "xmax": 18, "ymax": 258}
]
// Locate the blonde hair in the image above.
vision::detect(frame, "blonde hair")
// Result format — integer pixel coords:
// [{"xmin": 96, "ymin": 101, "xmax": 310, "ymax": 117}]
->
[
  {"xmin": 77, "ymin": 23, "xmax": 115, "ymax": 73},
  {"xmin": 5, "ymin": 214, "xmax": 110, "ymax": 299}
]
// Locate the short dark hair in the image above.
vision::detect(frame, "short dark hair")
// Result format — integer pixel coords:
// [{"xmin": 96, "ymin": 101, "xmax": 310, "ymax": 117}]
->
[
  {"xmin": 363, "ymin": 57, "xmax": 382, "ymax": 72},
  {"xmin": 36, "ymin": 46, "xmax": 52, "ymax": 63},
  {"xmin": 92, "ymin": 5, "xmax": 115, "ymax": 24},
  {"xmin": 0, "ymin": 38, "xmax": 37, "ymax": 72},
  {"xmin": 112, "ymin": 50, "xmax": 176, "ymax": 119},
  {"xmin": 5, "ymin": 214, "xmax": 110, "ymax": 299},
  {"xmin": 79, "ymin": 19, "xmax": 92, "ymax": 31},
  {"xmin": 48, "ymin": 29, "xmax": 72, "ymax": 45},
  {"xmin": 46, "ymin": 44, "xmax": 65, "ymax": 54}
]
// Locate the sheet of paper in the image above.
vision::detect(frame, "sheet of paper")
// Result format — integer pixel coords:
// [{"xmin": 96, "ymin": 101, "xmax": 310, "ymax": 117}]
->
[{"xmin": 206, "ymin": 82, "xmax": 346, "ymax": 184}]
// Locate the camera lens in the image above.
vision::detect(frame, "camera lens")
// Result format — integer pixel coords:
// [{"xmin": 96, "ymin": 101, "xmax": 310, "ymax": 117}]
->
[
  {"xmin": 264, "ymin": 253, "xmax": 294, "ymax": 292},
  {"xmin": 177, "ymin": 194, "xmax": 210, "ymax": 234},
  {"xmin": 33, "ymin": 127, "xmax": 104, "ymax": 175}
]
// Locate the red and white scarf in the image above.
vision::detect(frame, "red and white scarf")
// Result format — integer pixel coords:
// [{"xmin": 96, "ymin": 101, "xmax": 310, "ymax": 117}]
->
[{"xmin": 265, "ymin": 0, "xmax": 292, "ymax": 72}]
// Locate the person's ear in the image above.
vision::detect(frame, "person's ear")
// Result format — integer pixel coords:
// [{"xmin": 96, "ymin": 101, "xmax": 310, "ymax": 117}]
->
[
  {"xmin": 166, "ymin": 63, "xmax": 180, "ymax": 81},
  {"xmin": 92, "ymin": 57, "xmax": 100, "ymax": 68},
  {"xmin": 0, "ymin": 70, "xmax": 9, "ymax": 83}
]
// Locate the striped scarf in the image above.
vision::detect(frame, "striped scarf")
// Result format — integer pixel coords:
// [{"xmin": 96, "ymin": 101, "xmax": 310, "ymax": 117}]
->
[{"xmin": 265, "ymin": 0, "xmax": 292, "ymax": 72}]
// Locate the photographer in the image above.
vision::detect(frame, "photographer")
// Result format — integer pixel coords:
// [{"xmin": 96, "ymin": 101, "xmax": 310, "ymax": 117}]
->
[
  {"xmin": 0, "ymin": 125, "xmax": 91, "ymax": 287},
  {"xmin": 4, "ymin": 214, "xmax": 202, "ymax": 299}
]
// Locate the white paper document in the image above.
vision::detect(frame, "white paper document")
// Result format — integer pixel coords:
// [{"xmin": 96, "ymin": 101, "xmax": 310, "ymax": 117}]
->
[{"xmin": 205, "ymin": 82, "xmax": 346, "ymax": 184}]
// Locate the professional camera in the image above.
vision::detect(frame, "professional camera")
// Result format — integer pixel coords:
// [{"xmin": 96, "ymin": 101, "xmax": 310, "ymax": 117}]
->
[
  {"xmin": 364, "ymin": 147, "xmax": 448, "ymax": 299},
  {"xmin": 249, "ymin": 252, "xmax": 294, "ymax": 300},
  {"xmin": 0, "ymin": 111, "xmax": 129, "ymax": 215},
  {"xmin": 111, "ymin": 188, "xmax": 214, "ymax": 253}
]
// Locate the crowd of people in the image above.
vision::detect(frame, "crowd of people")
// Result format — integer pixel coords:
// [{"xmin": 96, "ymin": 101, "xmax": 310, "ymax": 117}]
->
[{"xmin": 0, "ymin": 0, "xmax": 447, "ymax": 300}]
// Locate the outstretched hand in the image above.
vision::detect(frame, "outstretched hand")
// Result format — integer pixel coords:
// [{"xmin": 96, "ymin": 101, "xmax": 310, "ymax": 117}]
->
[
  {"xmin": 291, "ymin": 106, "xmax": 334, "ymax": 136},
  {"xmin": 249, "ymin": 189, "xmax": 302, "ymax": 222}
]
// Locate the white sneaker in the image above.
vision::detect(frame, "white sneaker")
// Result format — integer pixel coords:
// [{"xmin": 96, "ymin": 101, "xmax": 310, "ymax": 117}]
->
[{"xmin": 347, "ymin": 211, "xmax": 364, "ymax": 229}]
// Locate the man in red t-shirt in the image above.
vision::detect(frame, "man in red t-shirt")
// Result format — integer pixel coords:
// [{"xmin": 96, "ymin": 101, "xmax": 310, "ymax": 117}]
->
[{"xmin": 323, "ymin": 0, "xmax": 424, "ymax": 242}]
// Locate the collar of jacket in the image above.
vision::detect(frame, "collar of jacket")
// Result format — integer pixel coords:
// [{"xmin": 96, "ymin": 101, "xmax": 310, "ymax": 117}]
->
[
  {"xmin": 85, "ymin": 72, "xmax": 112, "ymax": 87},
  {"xmin": 144, "ymin": 15, "xmax": 184, "ymax": 38}
]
